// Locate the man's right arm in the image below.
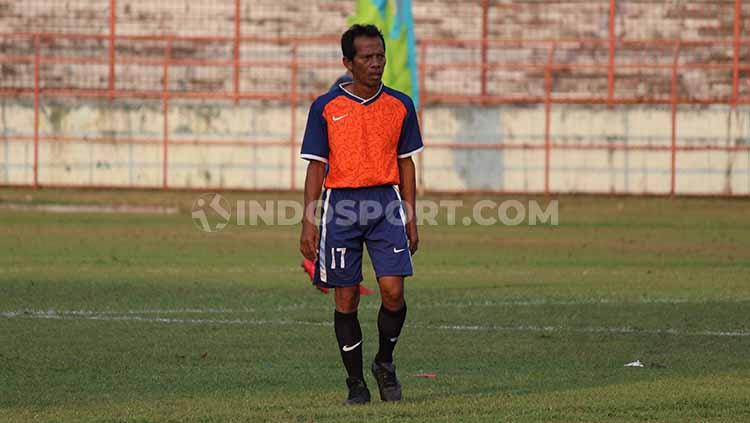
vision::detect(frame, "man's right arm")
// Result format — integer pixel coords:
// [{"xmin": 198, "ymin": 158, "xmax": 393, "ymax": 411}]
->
[{"xmin": 299, "ymin": 160, "xmax": 326, "ymax": 261}]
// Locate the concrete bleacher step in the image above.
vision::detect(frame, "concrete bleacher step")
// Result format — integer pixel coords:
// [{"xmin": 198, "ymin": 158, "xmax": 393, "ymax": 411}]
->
[{"xmin": 0, "ymin": 1, "xmax": 742, "ymax": 101}]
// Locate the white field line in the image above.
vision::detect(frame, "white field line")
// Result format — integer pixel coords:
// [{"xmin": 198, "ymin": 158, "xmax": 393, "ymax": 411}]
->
[
  {"xmin": 0, "ymin": 296, "xmax": 724, "ymax": 317},
  {"xmin": 2, "ymin": 309, "xmax": 748, "ymax": 338},
  {"xmin": 29, "ymin": 314, "xmax": 331, "ymax": 327},
  {"xmin": 271, "ymin": 297, "xmax": 748, "ymax": 311},
  {"xmin": 0, "ymin": 297, "xmax": 698, "ymax": 318},
  {"xmin": 251, "ymin": 297, "xmax": 694, "ymax": 312},
  {"xmin": 357, "ymin": 298, "xmax": 694, "ymax": 308},
  {"xmin": 270, "ymin": 297, "xmax": 698, "ymax": 311},
  {"xmin": 0, "ymin": 203, "xmax": 179, "ymax": 215},
  {"xmin": 410, "ymin": 323, "xmax": 750, "ymax": 338}
]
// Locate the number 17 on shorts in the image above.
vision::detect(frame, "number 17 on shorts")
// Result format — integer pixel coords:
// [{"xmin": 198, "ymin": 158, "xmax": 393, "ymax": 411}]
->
[{"xmin": 330, "ymin": 247, "xmax": 347, "ymax": 269}]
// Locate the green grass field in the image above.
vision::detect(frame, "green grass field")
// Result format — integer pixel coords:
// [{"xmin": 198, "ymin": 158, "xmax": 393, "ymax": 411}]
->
[{"xmin": 1, "ymin": 189, "xmax": 749, "ymax": 422}]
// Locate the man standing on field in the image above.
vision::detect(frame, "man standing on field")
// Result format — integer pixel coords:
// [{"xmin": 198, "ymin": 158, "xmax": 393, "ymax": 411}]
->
[{"xmin": 299, "ymin": 24, "xmax": 423, "ymax": 405}]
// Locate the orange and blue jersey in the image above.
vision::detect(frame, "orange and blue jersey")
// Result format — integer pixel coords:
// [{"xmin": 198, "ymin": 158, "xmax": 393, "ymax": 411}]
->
[{"xmin": 300, "ymin": 82, "xmax": 424, "ymax": 188}]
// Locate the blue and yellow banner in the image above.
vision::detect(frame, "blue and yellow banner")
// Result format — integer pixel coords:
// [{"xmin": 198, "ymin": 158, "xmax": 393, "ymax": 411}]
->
[{"xmin": 350, "ymin": 0, "xmax": 419, "ymax": 108}]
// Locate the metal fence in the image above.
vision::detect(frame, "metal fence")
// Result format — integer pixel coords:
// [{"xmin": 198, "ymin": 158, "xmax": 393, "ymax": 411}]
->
[{"xmin": 0, "ymin": 0, "xmax": 748, "ymax": 195}]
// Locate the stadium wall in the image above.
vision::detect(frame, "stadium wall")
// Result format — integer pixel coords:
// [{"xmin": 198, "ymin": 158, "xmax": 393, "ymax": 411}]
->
[
  {"xmin": 2, "ymin": 100, "xmax": 748, "ymax": 195},
  {"xmin": 2, "ymin": 0, "xmax": 749, "ymax": 195}
]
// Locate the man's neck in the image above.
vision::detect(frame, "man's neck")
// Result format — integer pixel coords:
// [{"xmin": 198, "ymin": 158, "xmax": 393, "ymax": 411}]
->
[{"xmin": 347, "ymin": 81, "xmax": 381, "ymax": 101}]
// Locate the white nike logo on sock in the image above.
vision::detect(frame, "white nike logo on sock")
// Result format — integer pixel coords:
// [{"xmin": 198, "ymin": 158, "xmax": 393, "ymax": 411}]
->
[
  {"xmin": 342, "ymin": 340, "xmax": 362, "ymax": 352},
  {"xmin": 389, "ymin": 337, "xmax": 398, "ymax": 342}
]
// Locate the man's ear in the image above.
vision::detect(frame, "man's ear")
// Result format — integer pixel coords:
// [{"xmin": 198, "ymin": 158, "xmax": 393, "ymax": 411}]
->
[{"xmin": 342, "ymin": 57, "xmax": 353, "ymax": 73}]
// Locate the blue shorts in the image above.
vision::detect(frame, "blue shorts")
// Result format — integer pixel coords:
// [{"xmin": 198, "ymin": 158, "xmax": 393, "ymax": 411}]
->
[{"xmin": 314, "ymin": 185, "xmax": 413, "ymax": 288}]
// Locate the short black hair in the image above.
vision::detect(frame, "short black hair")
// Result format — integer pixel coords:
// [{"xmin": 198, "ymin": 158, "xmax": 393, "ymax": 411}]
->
[{"xmin": 341, "ymin": 24, "xmax": 385, "ymax": 61}]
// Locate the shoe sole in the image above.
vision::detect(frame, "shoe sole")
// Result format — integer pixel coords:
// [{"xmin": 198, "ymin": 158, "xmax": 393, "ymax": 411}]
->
[
  {"xmin": 342, "ymin": 389, "xmax": 371, "ymax": 405},
  {"xmin": 342, "ymin": 395, "xmax": 371, "ymax": 405},
  {"xmin": 342, "ymin": 399, "xmax": 370, "ymax": 405}
]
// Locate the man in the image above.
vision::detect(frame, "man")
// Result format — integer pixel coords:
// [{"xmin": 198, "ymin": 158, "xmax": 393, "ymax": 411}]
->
[
  {"xmin": 298, "ymin": 70, "xmax": 374, "ymax": 297},
  {"xmin": 299, "ymin": 24, "xmax": 423, "ymax": 405}
]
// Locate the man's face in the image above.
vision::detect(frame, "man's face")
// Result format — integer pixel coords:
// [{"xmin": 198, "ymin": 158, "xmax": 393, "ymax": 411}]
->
[{"xmin": 344, "ymin": 36, "xmax": 385, "ymax": 89}]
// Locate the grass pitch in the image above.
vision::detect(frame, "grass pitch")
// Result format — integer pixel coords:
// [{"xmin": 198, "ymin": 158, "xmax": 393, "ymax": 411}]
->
[{"xmin": 1, "ymin": 189, "xmax": 749, "ymax": 422}]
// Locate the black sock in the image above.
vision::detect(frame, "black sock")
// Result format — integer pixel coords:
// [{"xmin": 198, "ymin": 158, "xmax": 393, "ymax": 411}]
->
[
  {"xmin": 334, "ymin": 310, "xmax": 364, "ymax": 380},
  {"xmin": 375, "ymin": 303, "xmax": 407, "ymax": 364}
]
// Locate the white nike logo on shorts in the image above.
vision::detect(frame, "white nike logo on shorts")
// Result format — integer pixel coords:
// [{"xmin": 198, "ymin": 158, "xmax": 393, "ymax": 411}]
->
[
  {"xmin": 342, "ymin": 340, "xmax": 362, "ymax": 352},
  {"xmin": 393, "ymin": 248, "xmax": 406, "ymax": 253}
]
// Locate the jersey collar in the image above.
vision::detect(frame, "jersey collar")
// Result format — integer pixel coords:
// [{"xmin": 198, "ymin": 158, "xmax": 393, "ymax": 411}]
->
[{"xmin": 339, "ymin": 82, "xmax": 384, "ymax": 105}]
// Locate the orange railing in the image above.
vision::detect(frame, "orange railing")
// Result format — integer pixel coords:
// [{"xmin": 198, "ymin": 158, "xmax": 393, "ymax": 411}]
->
[{"xmin": 0, "ymin": 0, "xmax": 748, "ymax": 196}]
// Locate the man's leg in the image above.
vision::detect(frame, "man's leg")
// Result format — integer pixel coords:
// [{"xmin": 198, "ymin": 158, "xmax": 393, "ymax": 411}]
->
[
  {"xmin": 334, "ymin": 285, "xmax": 362, "ymax": 378},
  {"xmin": 334, "ymin": 285, "xmax": 369, "ymax": 404},
  {"xmin": 372, "ymin": 275, "xmax": 406, "ymax": 401},
  {"xmin": 375, "ymin": 276, "xmax": 406, "ymax": 363}
]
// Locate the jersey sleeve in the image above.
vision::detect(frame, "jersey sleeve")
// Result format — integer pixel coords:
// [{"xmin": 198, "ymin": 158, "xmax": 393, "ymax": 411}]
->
[
  {"xmin": 300, "ymin": 99, "xmax": 329, "ymax": 163},
  {"xmin": 397, "ymin": 96, "xmax": 424, "ymax": 158}
]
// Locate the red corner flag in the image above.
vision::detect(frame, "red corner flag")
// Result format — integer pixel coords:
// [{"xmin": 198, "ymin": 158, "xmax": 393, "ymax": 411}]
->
[{"xmin": 301, "ymin": 258, "xmax": 374, "ymax": 295}]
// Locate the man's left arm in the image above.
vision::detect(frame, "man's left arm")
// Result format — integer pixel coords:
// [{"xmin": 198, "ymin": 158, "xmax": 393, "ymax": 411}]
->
[
  {"xmin": 396, "ymin": 94, "xmax": 423, "ymax": 255},
  {"xmin": 398, "ymin": 157, "xmax": 418, "ymax": 255}
]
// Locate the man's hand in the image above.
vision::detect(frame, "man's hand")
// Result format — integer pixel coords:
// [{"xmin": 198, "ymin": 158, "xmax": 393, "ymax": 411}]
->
[
  {"xmin": 406, "ymin": 223, "xmax": 419, "ymax": 256},
  {"xmin": 300, "ymin": 222, "xmax": 320, "ymax": 261}
]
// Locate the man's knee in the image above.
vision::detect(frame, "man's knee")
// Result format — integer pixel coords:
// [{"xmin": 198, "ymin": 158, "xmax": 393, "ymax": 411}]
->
[
  {"xmin": 334, "ymin": 286, "xmax": 360, "ymax": 313},
  {"xmin": 381, "ymin": 294, "xmax": 404, "ymax": 311},
  {"xmin": 378, "ymin": 278, "xmax": 404, "ymax": 310}
]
